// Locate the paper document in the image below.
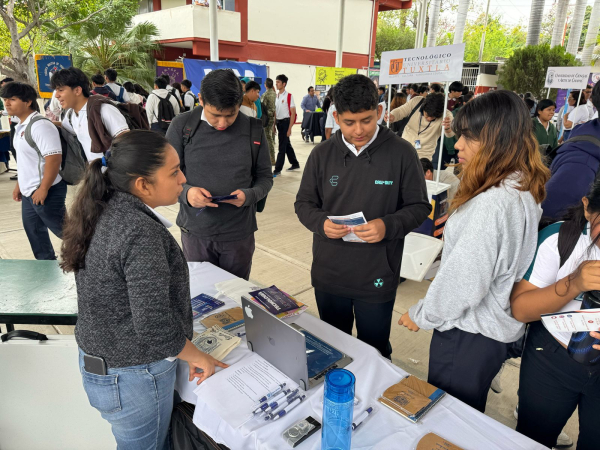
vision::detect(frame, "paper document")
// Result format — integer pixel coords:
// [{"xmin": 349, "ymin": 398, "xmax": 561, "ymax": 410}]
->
[
  {"xmin": 542, "ymin": 309, "xmax": 600, "ymax": 333},
  {"xmin": 327, "ymin": 212, "xmax": 368, "ymax": 243},
  {"xmin": 194, "ymin": 353, "xmax": 297, "ymax": 429},
  {"xmin": 214, "ymin": 278, "xmax": 261, "ymax": 305}
]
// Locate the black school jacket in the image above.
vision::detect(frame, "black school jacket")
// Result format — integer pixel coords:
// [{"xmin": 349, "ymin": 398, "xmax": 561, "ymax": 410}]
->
[{"xmin": 295, "ymin": 126, "xmax": 431, "ymax": 301}]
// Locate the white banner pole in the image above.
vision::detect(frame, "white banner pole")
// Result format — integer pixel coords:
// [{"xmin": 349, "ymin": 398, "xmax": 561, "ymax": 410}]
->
[
  {"xmin": 436, "ymin": 82, "xmax": 450, "ymax": 187},
  {"xmin": 546, "ymin": 88, "xmax": 550, "ymax": 99},
  {"xmin": 386, "ymin": 85, "xmax": 392, "ymax": 128}
]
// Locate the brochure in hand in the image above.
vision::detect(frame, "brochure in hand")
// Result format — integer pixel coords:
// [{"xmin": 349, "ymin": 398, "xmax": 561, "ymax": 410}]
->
[
  {"xmin": 191, "ymin": 293, "xmax": 225, "ymax": 320},
  {"xmin": 248, "ymin": 285, "xmax": 308, "ymax": 319}
]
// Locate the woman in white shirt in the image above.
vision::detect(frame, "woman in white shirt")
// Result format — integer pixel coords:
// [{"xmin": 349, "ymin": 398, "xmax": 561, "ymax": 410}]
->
[
  {"xmin": 563, "ymin": 90, "xmax": 588, "ymax": 140},
  {"xmin": 511, "ymin": 179, "xmax": 600, "ymax": 449},
  {"xmin": 123, "ymin": 82, "xmax": 143, "ymax": 106}
]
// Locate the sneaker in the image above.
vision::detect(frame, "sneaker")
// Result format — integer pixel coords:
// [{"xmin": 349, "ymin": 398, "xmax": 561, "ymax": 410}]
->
[
  {"xmin": 10, "ymin": 174, "xmax": 18, "ymax": 180},
  {"xmin": 273, "ymin": 171, "xmax": 281, "ymax": 177},
  {"xmin": 490, "ymin": 363, "xmax": 505, "ymax": 394},
  {"xmin": 555, "ymin": 431, "xmax": 573, "ymax": 448},
  {"xmin": 287, "ymin": 165, "xmax": 300, "ymax": 171}
]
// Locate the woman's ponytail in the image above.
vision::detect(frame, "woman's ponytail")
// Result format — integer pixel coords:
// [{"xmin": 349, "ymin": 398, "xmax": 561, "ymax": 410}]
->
[{"xmin": 60, "ymin": 157, "xmax": 113, "ymax": 272}]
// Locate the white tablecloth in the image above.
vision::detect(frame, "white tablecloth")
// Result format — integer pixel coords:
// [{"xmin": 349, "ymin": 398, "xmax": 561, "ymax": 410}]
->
[{"xmin": 177, "ymin": 262, "xmax": 544, "ymax": 450}]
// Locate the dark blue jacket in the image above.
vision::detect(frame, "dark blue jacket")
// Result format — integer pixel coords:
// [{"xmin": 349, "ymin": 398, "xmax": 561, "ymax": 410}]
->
[{"xmin": 542, "ymin": 119, "xmax": 600, "ymax": 219}]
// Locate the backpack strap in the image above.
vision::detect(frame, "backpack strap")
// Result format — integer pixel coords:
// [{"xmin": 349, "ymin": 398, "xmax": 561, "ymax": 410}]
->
[
  {"xmin": 182, "ymin": 106, "xmax": 204, "ymax": 150},
  {"xmin": 117, "ymin": 86, "xmax": 125, "ymax": 103},
  {"xmin": 24, "ymin": 114, "xmax": 53, "ymax": 184},
  {"xmin": 407, "ymin": 97, "xmax": 424, "ymax": 122},
  {"xmin": 546, "ymin": 134, "xmax": 600, "ymax": 162}
]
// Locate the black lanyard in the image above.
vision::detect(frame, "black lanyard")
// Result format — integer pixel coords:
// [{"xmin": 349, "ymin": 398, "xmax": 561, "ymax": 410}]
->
[{"xmin": 418, "ymin": 113, "xmax": 433, "ymax": 136}]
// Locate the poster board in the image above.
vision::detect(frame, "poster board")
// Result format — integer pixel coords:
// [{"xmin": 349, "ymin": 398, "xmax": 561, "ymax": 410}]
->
[
  {"xmin": 34, "ymin": 55, "xmax": 72, "ymax": 98},
  {"xmin": 544, "ymin": 66, "xmax": 592, "ymax": 90},
  {"xmin": 315, "ymin": 67, "xmax": 357, "ymax": 85}
]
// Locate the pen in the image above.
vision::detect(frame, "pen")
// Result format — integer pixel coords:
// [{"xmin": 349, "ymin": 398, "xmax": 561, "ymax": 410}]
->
[
  {"xmin": 256, "ymin": 383, "xmax": 287, "ymax": 405},
  {"xmin": 352, "ymin": 406, "xmax": 374, "ymax": 431},
  {"xmin": 264, "ymin": 390, "xmax": 300, "ymax": 420},
  {"xmin": 272, "ymin": 395, "xmax": 306, "ymax": 421},
  {"xmin": 253, "ymin": 389, "xmax": 291, "ymax": 415},
  {"xmin": 264, "ymin": 389, "xmax": 299, "ymax": 414}
]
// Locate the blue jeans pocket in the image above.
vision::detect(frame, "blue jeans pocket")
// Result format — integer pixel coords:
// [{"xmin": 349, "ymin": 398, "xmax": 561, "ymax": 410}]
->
[{"xmin": 82, "ymin": 371, "xmax": 122, "ymax": 414}]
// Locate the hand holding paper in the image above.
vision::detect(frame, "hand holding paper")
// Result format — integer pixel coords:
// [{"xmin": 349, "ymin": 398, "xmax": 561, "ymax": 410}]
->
[
  {"xmin": 188, "ymin": 187, "xmax": 218, "ymax": 209},
  {"xmin": 354, "ymin": 219, "xmax": 386, "ymax": 243}
]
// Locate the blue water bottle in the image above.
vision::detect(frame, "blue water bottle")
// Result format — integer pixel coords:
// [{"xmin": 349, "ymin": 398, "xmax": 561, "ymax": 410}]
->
[
  {"xmin": 322, "ymin": 369, "xmax": 355, "ymax": 450},
  {"xmin": 567, "ymin": 290, "xmax": 600, "ymax": 365}
]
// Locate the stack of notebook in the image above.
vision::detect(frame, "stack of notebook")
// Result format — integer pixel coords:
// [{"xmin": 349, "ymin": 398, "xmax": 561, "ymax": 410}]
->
[{"xmin": 378, "ymin": 375, "xmax": 446, "ymax": 423}]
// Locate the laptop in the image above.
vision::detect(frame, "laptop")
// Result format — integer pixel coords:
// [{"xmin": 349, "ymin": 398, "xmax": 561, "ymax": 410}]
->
[{"xmin": 241, "ymin": 296, "xmax": 353, "ymax": 391}]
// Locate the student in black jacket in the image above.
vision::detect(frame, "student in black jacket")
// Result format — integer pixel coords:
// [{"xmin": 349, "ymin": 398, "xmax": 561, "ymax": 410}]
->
[{"xmin": 295, "ymin": 74, "xmax": 431, "ymax": 359}]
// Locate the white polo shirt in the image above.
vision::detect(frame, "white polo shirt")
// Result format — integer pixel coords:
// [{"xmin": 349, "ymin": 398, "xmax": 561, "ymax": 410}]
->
[
  {"xmin": 325, "ymin": 104, "xmax": 340, "ymax": 134},
  {"xmin": 568, "ymin": 104, "xmax": 590, "ymax": 129},
  {"xmin": 524, "ymin": 223, "xmax": 600, "ymax": 346},
  {"xmin": 182, "ymin": 91, "xmax": 195, "ymax": 110},
  {"xmin": 14, "ymin": 112, "xmax": 62, "ymax": 197},
  {"xmin": 61, "ymin": 102, "xmax": 129, "ymax": 163},
  {"xmin": 106, "ymin": 82, "xmax": 130, "ymax": 103},
  {"xmin": 276, "ymin": 90, "xmax": 295, "ymax": 120}
]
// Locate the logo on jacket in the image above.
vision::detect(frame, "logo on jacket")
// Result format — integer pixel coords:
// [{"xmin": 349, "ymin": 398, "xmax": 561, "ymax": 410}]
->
[
  {"xmin": 375, "ymin": 180, "xmax": 393, "ymax": 185},
  {"xmin": 374, "ymin": 278, "xmax": 384, "ymax": 288},
  {"xmin": 330, "ymin": 175, "xmax": 339, "ymax": 186}
]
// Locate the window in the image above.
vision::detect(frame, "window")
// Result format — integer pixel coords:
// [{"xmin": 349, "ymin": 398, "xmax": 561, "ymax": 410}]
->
[
  {"xmin": 138, "ymin": 0, "xmax": 153, "ymax": 14},
  {"xmin": 223, "ymin": 0, "xmax": 235, "ymax": 11}
]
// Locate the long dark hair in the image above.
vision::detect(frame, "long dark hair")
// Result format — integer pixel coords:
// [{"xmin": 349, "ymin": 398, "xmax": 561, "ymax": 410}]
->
[
  {"xmin": 451, "ymin": 90, "xmax": 550, "ymax": 211},
  {"xmin": 60, "ymin": 131, "xmax": 169, "ymax": 273},
  {"xmin": 134, "ymin": 83, "xmax": 149, "ymax": 98},
  {"xmin": 559, "ymin": 177, "xmax": 600, "ymax": 288}
]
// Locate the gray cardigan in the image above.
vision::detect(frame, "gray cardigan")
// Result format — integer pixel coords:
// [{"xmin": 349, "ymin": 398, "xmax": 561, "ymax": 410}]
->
[
  {"xmin": 409, "ymin": 177, "xmax": 542, "ymax": 343},
  {"xmin": 74, "ymin": 192, "xmax": 193, "ymax": 368}
]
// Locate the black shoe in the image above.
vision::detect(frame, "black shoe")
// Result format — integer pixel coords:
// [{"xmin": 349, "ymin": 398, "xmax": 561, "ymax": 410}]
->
[
  {"xmin": 273, "ymin": 170, "xmax": 281, "ymax": 177},
  {"xmin": 286, "ymin": 165, "xmax": 300, "ymax": 171},
  {"xmin": 10, "ymin": 174, "xmax": 18, "ymax": 180}
]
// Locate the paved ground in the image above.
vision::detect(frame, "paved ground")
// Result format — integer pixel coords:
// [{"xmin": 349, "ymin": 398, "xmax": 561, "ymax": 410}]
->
[{"xmin": 0, "ymin": 129, "xmax": 579, "ymax": 446}]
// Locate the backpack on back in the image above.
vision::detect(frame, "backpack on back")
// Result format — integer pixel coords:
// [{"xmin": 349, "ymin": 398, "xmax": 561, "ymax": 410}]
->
[
  {"xmin": 154, "ymin": 92, "xmax": 176, "ymax": 130},
  {"xmin": 25, "ymin": 114, "xmax": 88, "ymax": 185},
  {"xmin": 181, "ymin": 107, "xmax": 268, "ymax": 212},
  {"xmin": 545, "ymin": 134, "xmax": 600, "ymax": 167},
  {"xmin": 181, "ymin": 91, "xmax": 198, "ymax": 113},
  {"xmin": 115, "ymin": 86, "xmax": 125, "ymax": 103}
]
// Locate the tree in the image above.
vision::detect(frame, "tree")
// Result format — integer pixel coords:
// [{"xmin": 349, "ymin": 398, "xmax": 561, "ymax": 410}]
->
[
  {"xmin": 497, "ymin": 44, "xmax": 578, "ymax": 98},
  {"xmin": 47, "ymin": 20, "xmax": 160, "ymax": 90},
  {"xmin": 462, "ymin": 14, "xmax": 527, "ymax": 62}
]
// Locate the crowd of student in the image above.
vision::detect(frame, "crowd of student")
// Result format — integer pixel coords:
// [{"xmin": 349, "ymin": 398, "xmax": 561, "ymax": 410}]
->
[{"xmin": 2, "ymin": 67, "xmax": 600, "ymax": 450}]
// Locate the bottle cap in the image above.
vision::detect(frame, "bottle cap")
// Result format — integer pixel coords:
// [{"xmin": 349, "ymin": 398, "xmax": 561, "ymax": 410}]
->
[{"xmin": 324, "ymin": 369, "xmax": 355, "ymax": 404}]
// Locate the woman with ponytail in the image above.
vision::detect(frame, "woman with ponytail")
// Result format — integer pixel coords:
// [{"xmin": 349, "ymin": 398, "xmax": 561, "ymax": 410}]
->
[
  {"xmin": 398, "ymin": 90, "xmax": 551, "ymax": 413},
  {"xmin": 61, "ymin": 130, "xmax": 227, "ymax": 449},
  {"xmin": 511, "ymin": 179, "xmax": 600, "ymax": 449}
]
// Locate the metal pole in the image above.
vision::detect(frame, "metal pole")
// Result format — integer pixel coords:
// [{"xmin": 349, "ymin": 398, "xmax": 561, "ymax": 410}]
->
[
  {"xmin": 546, "ymin": 88, "xmax": 550, "ymax": 99},
  {"xmin": 209, "ymin": 0, "xmax": 219, "ymax": 61},
  {"xmin": 386, "ymin": 86, "xmax": 392, "ymax": 128},
  {"xmin": 419, "ymin": 0, "xmax": 428, "ymax": 49},
  {"xmin": 336, "ymin": 0, "xmax": 346, "ymax": 68},
  {"xmin": 478, "ymin": 0, "xmax": 491, "ymax": 62},
  {"xmin": 436, "ymin": 82, "xmax": 450, "ymax": 186},
  {"xmin": 577, "ymin": 89, "xmax": 583, "ymax": 107}
]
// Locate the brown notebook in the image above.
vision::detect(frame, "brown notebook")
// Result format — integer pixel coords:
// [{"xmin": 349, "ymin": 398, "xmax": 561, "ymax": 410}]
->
[
  {"xmin": 416, "ymin": 433, "xmax": 463, "ymax": 450},
  {"xmin": 378, "ymin": 375, "xmax": 446, "ymax": 423},
  {"xmin": 200, "ymin": 307, "xmax": 244, "ymax": 330}
]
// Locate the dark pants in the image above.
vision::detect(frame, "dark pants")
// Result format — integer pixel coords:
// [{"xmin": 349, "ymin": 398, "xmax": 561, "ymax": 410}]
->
[
  {"xmin": 9, "ymin": 120, "xmax": 17, "ymax": 164},
  {"xmin": 275, "ymin": 118, "xmax": 299, "ymax": 172},
  {"xmin": 181, "ymin": 232, "xmax": 255, "ymax": 280},
  {"xmin": 22, "ymin": 181, "xmax": 67, "ymax": 260},
  {"xmin": 517, "ymin": 321, "xmax": 600, "ymax": 450},
  {"xmin": 151, "ymin": 122, "xmax": 167, "ymax": 135},
  {"xmin": 314, "ymin": 289, "xmax": 396, "ymax": 359},
  {"xmin": 428, "ymin": 328, "xmax": 508, "ymax": 413}
]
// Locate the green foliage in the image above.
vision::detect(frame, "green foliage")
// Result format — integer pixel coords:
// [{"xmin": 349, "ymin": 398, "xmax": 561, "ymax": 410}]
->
[
  {"xmin": 497, "ymin": 44, "xmax": 579, "ymax": 99},
  {"xmin": 47, "ymin": 20, "xmax": 160, "ymax": 91},
  {"xmin": 462, "ymin": 14, "xmax": 527, "ymax": 62}
]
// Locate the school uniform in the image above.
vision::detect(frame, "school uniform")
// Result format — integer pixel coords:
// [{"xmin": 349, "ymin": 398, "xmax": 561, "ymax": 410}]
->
[
  {"xmin": 106, "ymin": 82, "xmax": 130, "ymax": 103},
  {"xmin": 146, "ymin": 89, "xmax": 181, "ymax": 134},
  {"xmin": 295, "ymin": 126, "xmax": 431, "ymax": 358},
  {"xmin": 14, "ymin": 112, "xmax": 66, "ymax": 260},
  {"xmin": 516, "ymin": 222, "xmax": 600, "ymax": 450},
  {"xmin": 182, "ymin": 91, "xmax": 196, "ymax": 111},
  {"xmin": 275, "ymin": 90, "xmax": 300, "ymax": 172},
  {"xmin": 61, "ymin": 100, "xmax": 128, "ymax": 162}
]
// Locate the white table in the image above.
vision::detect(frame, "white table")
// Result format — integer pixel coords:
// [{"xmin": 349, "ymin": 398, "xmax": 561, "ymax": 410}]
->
[{"xmin": 177, "ymin": 263, "xmax": 545, "ymax": 450}]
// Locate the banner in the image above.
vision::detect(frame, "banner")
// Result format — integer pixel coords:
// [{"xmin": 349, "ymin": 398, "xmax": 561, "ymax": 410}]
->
[
  {"xmin": 379, "ymin": 44, "xmax": 465, "ymax": 85},
  {"xmin": 156, "ymin": 61, "xmax": 186, "ymax": 85},
  {"xmin": 315, "ymin": 67, "xmax": 357, "ymax": 85},
  {"xmin": 368, "ymin": 68, "xmax": 380, "ymax": 87},
  {"xmin": 544, "ymin": 66, "xmax": 591, "ymax": 89},
  {"xmin": 34, "ymin": 55, "xmax": 72, "ymax": 98},
  {"xmin": 182, "ymin": 59, "xmax": 268, "ymax": 96}
]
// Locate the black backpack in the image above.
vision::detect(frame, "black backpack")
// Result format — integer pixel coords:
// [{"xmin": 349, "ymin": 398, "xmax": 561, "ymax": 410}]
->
[
  {"xmin": 394, "ymin": 97, "xmax": 424, "ymax": 136},
  {"xmin": 170, "ymin": 401, "xmax": 230, "ymax": 450},
  {"xmin": 181, "ymin": 106, "xmax": 268, "ymax": 212},
  {"xmin": 181, "ymin": 91, "xmax": 198, "ymax": 112},
  {"xmin": 153, "ymin": 92, "xmax": 176, "ymax": 130}
]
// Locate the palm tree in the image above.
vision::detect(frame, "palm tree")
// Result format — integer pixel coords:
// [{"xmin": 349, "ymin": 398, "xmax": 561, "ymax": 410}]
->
[
  {"xmin": 566, "ymin": 0, "xmax": 587, "ymax": 56},
  {"xmin": 551, "ymin": 0, "xmax": 569, "ymax": 48},
  {"xmin": 526, "ymin": 0, "xmax": 545, "ymax": 46},
  {"xmin": 47, "ymin": 21, "xmax": 160, "ymax": 91},
  {"xmin": 427, "ymin": 0, "xmax": 441, "ymax": 47},
  {"xmin": 453, "ymin": 0, "xmax": 470, "ymax": 44},
  {"xmin": 582, "ymin": 0, "xmax": 600, "ymax": 65}
]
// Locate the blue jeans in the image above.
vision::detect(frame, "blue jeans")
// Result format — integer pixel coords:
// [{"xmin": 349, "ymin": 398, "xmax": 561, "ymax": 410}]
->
[
  {"xmin": 78, "ymin": 349, "xmax": 177, "ymax": 450},
  {"xmin": 22, "ymin": 180, "xmax": 66, "ymax": 260}
]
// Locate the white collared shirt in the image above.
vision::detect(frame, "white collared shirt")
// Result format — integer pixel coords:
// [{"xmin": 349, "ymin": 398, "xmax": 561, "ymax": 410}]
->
[
  {"xmin": 200, "ymin": 109, "xmax": 214, "ymax": 128},
  {"xmin": 61, "ymin": 101, "xmax": 129, "ymax": 162},
  {"xmin": 14, "ymin": 112, "xmax": 62, "ymax": 197},
  {"xmin": 145, "ymin": 205, "xmax": 173, "ymax": 228},
  {"xmin": 537, "ymin": 117, "xmax": 549, "ymax": 132},
  {"xmin": 106, "ymin": 82, "xmax": 130, "ymax": 103},
  {"xmin": 276, "ymin": 90, "xmax": 295, "ymax": 120},
  {"xmin": 341, "ymin": 126, "xmax": 380, "ymax": 157}
]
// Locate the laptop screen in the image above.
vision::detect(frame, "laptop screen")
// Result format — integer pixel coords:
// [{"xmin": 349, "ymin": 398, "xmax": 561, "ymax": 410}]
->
[{"xmin": 302, "ymin": 331, "xmax": 345, "ymax": 378}]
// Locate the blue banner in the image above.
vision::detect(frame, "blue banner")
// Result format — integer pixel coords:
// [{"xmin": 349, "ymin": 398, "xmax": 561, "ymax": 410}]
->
[
  {"xmin": 182, "ymin": 60, "xmax": 268, "ymax": 97},
  {"xmin": 35, "ymin": 54, "xmax": 72, "ymax": 98}
]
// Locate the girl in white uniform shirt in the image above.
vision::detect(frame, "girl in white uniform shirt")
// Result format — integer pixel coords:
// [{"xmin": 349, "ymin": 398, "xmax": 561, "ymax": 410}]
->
[
  {"xmin": 563, "ymin": 90, "xmax": 588, "ymax": 140},
  {"xmin": 511, "ymin": 179, "xmax": 600, "ymax": 450}
]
